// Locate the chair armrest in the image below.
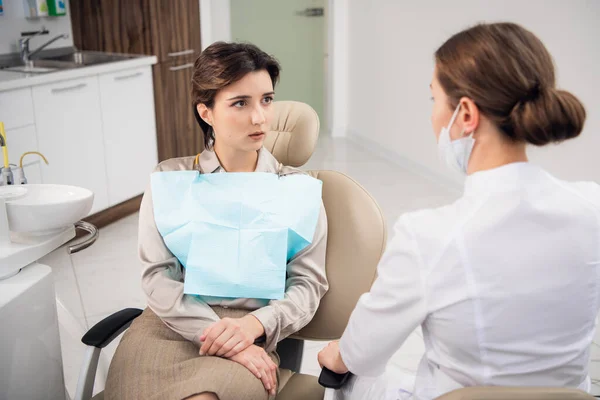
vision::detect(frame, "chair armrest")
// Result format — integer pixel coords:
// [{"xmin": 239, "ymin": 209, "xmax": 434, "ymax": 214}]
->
[
  {"xmin": 318, "ymin": 367, "xmax": 353, "ymax": 389},
  {"xmin": 75, "ymin": 308, "xmax": 143, "ymax": 400},
  {"xmin": 81, "ymin": 308, "xmax": 143, "ymax": 348},
  {"xmin": 277, "ymin": 337, "xmax": 304, "ymax": 372}
]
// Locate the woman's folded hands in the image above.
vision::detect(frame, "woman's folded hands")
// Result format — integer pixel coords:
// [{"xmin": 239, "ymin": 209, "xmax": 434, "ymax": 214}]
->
[{"xmin": 199, "ymin": 316, "xmax": 276, "ymax": 395}]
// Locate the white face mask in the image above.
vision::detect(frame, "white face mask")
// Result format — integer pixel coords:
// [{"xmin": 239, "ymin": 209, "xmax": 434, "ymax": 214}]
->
[{"xmin": 437, "ymin": 104, "xmax": 475, "ymax": 175}]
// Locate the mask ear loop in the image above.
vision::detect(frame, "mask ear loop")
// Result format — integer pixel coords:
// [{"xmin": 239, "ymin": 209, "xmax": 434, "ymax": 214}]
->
[{"xmin": 446, "ymin": 103, "xmax": 462, "ymax": 133}]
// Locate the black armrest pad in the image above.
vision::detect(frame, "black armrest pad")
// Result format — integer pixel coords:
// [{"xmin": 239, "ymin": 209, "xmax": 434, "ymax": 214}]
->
[
  {"xmin": 81, "ymin": 308, "xmax": 143, "ymax": 348},
  {"xmin": 318, "ymin": 367, "xmax": 353, "ymax": 389}
]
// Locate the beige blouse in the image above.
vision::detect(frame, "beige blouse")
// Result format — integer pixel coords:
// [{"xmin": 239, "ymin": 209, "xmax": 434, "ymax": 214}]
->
[{"xmin": 138, "ymin": 147, "xmax": 328, "ymax": 352}]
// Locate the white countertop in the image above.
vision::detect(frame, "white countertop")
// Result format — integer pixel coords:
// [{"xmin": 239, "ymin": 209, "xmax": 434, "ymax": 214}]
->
[
  {"xmin": 0, "ymin": 225, "xmax": 75, "ymax": 280},
  {"xmin": 0, "ymin": 55, "xmax": 158, "ymax": 92}
]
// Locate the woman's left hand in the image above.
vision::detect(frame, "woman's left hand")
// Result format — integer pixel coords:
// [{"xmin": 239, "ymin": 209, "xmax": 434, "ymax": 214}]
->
[
  {"xmin": 199, "ymin": 315, "xmax": 265, "ymax": 358},
  {"xmin": 318, "ymin": 341, "xmax": 349, "ymax": 374}
]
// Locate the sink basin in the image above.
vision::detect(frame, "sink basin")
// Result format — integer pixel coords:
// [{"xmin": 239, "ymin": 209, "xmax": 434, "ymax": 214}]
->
[
  {"xmin": 1, "ymin": 184, "xmax": 94, "ymax": 235},
  {"xmin": 3, "ymin": 65, "xmax": 58, "ymax": 74},
  {"xmin": 41, "ymin": 51, "xmax": 137, "ymax": 66},
  {"xmin": 0, "ymin": 51, "xmax": 139, "ymax": 74},
  {"xmin": 0, "ymin": 59, "xmax": 79, "ymax": 74}
]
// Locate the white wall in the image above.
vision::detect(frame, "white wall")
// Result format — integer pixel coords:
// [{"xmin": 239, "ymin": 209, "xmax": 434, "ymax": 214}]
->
[
  {"xmin": 0, "ymin": 0, "xmax": 73, "ymax": 55},
  {"xmin": 345, "ymin": 0, "xmax": 600, "ymax": 186},
  {"xmin": 199, "ymin": 0, "xmax": 231, "ymax": 50},
  {"xmin": 328, "ymin": 0, "xmax": 348, "ymax": 137}
]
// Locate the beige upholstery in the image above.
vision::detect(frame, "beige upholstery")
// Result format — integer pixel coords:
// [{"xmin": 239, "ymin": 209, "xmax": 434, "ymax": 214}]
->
[
  {"xmin": 277, "ymin": 373, "xmax": 325, "ymax": 400},
  {"xmin": 265, "ymin": 101, "xmax": 387, "ymax": 340},
  {"xmin": 265, "ymin": 101, "xmax": 386, "ymax": 398},
  {"xmin": 295, "ymin": 170, "xmax": 386, "ymax": 339},
  {"xmin": 264, "ymin": 101, "xmax": 320, "ymax": 167},
  {"xmin": 435, "ymin": 387, "xmax": 596, "ymax": 400}
]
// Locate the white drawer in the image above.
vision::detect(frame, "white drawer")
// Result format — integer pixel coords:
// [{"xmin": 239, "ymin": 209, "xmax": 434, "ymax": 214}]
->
[{"xmin": 0, "ymin": 87, "xmax": 35, "ymax": 130}]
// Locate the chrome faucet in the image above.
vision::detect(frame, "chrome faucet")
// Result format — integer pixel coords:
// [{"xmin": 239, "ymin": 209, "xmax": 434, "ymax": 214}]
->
[
  {"xmin": 19, "ymin": 27, "xmax": 69, "ymax": 64},
  {"xmin": 0, "ymin": 127, "xmax": 49, "ymax": 186}
]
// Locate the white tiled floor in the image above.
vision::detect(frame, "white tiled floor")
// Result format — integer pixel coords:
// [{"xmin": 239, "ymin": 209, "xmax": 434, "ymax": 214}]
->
[{"xmin": 51, "ymin": 135, "xmax": 600, "ymax": 397}]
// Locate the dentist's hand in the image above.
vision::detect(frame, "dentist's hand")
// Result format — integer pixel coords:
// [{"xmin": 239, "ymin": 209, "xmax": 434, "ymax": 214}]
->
[
  {"xmin": 229, "ymin": 344, "xmax": 278, "ymax": 397},
  {"xmin": 199, "ymin": 315, "xmax": 265, "ymax": 358},
  {"xmin": 318, "ymin": 341, "xmax": 349, "ymax": 374}
]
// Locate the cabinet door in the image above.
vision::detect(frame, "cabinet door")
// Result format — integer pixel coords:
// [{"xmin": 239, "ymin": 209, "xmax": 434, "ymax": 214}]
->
[
  {"xmin": 153, "ymin": 59, "xmax": 204, "ymax": 162},
  {"xmin": 152, "ymin": 61, "xmax": 177, "ymax": 162},
  {"xmin": 0, "ymin": 87, "xmax": 35, "ymax": 130},
  {"xmin": 32, "ymin": 76, "xmax": 109, "ymax": 215},
  {"xmin": 70, "ymin": 0, "xmax": 155, "ymax": 56},
  {"xmin": 98, "ymin": 66, "xmax": 158, "ymax": 205},
  {"xmin": 151, "ymin": 0, "xmax": 201, "ymax": 62}
]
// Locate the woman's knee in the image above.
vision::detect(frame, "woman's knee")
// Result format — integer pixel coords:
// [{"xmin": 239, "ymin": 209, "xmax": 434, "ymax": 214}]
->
[{"xmin": 184, "ymin": 393, "xmax": 219, "ymax": 400}]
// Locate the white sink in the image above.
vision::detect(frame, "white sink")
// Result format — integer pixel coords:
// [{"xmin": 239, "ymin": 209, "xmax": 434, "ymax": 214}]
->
[
  {"xmin": 3, "ymin": 65, "xmax": 58, "ymax": 74},
  {"xmin": 1, "ymin": 184, "xmax": 94, "ymax": 235}
]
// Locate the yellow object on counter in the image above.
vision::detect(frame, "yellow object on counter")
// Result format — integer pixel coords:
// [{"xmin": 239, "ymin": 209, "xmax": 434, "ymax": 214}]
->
[
  {"xmin": 0, "ymin": 122, "xmax": 8, "ymax": 169},
  {"xmin": 20, "ymin": 151, "xmax": 49, "ymax": 168}
]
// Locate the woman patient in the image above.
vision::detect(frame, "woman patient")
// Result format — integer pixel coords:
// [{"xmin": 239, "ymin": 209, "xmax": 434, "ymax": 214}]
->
[{"xmin": 105, "ymin": 42, "xmax": 328, "ymax": 400}]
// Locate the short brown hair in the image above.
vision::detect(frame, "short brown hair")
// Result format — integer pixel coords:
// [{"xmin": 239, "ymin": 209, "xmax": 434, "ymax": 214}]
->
[
  {"xmin": 435, "ymin": 23, "xmax": 586, "ymax": 146},
  {"xmin": 191, "ymin": 42, "xmax": 281, "ymax": 149}
]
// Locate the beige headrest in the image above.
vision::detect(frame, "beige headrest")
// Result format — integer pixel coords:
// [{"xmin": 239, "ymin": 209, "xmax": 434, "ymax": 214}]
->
[{"xmin": 264, "ymin": 101, "xmax": 320, "ymax": 167}]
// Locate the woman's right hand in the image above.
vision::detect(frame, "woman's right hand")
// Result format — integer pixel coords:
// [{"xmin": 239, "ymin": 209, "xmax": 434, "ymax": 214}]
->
[{"xmin": 229, "ymin": 344, "xmax": 278, "ymax": 396}]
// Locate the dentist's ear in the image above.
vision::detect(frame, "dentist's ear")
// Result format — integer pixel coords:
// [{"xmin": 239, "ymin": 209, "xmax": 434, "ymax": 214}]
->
[
  {"xmin": 458, "ymin": 97, "xmax": 480, "ymax": 136},
  {"xmin": 197, "ymin": 103, "xmax": 213, "ymax": 127}
]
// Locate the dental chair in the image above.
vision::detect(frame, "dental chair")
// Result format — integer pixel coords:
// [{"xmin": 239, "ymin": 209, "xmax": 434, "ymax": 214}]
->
[
  {"xmin": 73, "ymin": 100, "xmax": 388, "ymax": 400},
  {"xmin": 75, "ymin": 101, "xmax": 594, "ymax": 400}
]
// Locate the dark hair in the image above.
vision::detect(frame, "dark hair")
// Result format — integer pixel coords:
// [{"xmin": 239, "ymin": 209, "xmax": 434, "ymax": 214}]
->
[
  {"xmin": 191, "ymin": 42, "xmax": 281, "ymax": 149},
  {"xmin": 435, "ymin": 22, "xmax": 586, "ymax": 146}
]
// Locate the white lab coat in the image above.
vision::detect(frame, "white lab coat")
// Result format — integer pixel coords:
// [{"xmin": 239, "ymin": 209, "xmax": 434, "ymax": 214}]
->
[{"xmin": 338, "ymin": 162, "xmax": 600, "ymax": 400}]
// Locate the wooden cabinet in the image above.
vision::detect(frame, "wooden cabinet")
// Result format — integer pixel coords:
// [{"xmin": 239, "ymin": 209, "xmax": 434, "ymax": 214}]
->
[
  {"xmin": 98, "ymin": 67, "xmax": 158, "ymax": 205},
  {"xmin": 32, "ymin": 76, "xmax": 110, "ymax": 214},
  {"xmin": 70, "ymin": 0, "xmax": 202, "ymax": 163},
  {"xmin": 151, "ymin": 0, "xmax": 201, "ymax": 62},
  {"xmin": 71, "ymin": 0, "xmax": 201, "ymax": 62},
  {"xmin": 153, "ymin": 58, "xmax": 203, "ymax": 161},
  {"xmin": 70, "ymin": 1, "xmax": 155, "ymax": 56}
]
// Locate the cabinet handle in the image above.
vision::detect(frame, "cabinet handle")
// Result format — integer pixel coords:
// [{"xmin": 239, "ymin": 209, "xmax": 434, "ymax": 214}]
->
[
  {"xmin": 51, "ymin": 83, "xmax": 87, "ymax": 94},
  {"xmin": 114, "ymin": 71, "xmax": 143, "ymax": 81},
  {"xmin": 169, "ymin": 63, "xmax": 194, "ymax": 72},
  {"xmin": 167, "ymin": 49, "xmax": 194, "ymax": 57},
  {"xmin": 68, "ymin": 221, "xmax": 99, "ymax": 254}
]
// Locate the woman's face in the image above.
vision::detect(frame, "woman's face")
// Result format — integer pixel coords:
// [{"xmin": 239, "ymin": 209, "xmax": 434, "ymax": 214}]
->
[
  {"xmin": 430, "ymin": 67, "xmax": 457, "ymax": 141},
  {"xmin": 198, "ymin": 70, "xmax": 275, "ymax": 153}
]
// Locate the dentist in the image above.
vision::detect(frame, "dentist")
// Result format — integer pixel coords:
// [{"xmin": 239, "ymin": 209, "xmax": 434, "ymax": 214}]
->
[{"xmin": 318, "ymin": 22, "xmax": 600, "ymax": 400}]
